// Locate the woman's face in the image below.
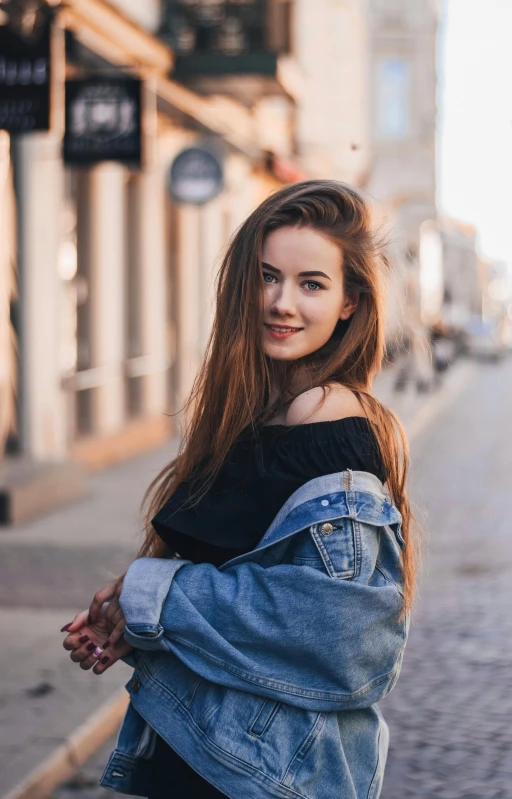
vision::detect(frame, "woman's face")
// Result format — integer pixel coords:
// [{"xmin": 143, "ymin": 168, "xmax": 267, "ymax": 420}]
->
[{"xmin": 261, "ymin": 225, "xmax": 359, "ymax": 361}]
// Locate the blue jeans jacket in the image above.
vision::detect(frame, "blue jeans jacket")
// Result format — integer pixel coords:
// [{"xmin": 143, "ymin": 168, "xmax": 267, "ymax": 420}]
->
[{"xmin": 100, "ymin": 469, "xmax": 408, "ymax": 799}]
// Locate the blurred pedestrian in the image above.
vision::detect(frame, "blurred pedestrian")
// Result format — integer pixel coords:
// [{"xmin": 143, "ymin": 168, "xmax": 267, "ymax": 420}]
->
[
  {"xmin": 61, "ymin": 181, "xmax": 417, "ymax": 799},
  {"xmin": 429, "ymin": 321, "xmax": 455, "ymax": 388},
  {"xmin": 394, "ymin": 318, "xmax": 435, "ymax": 394}
]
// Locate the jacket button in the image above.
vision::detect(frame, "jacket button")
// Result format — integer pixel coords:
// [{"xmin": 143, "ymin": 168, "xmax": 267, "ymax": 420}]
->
[
  {"xmin": 131, "ymin": 679, "xmax": 141, "ymax": 693},
  {"xmin": 320, "ymin": 523, "xmax": 335, "ymax": 536}
]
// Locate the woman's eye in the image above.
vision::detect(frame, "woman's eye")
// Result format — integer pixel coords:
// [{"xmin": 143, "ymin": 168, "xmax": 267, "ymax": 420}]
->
[
  {"xmin": 304, "ymin": 281, "xmax": 323, "ymax": 291},
  {"xmin": 262, "ymin": 273, "xmax": 276, "ymax": 284}
]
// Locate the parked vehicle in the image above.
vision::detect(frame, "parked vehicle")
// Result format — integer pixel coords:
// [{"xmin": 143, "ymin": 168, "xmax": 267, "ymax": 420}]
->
[{"xmin": 461, "ymin": 318, "xmax": 505, "ymax": 361}]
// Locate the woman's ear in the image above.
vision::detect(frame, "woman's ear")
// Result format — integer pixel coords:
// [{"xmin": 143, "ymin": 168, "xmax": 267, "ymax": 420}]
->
[{"xmin": 340, "ymin": 292, "xmax": 360, "ymax": 321}]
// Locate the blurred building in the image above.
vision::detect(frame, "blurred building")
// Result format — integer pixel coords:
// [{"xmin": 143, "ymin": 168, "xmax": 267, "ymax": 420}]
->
[
  {"xmin": 417, "ymin": 218, "xmax": 509, "ymax": 337},
  {"xmin": 0, "ymin": 0, "xmax": 440, "ymax": 521},
  {"xmin": 0, "ymin": 0, "xmax": 297, "ymax": 519},
  {"xmin": 437, "ymin": 218, "xmax": 481, "ymax": 329},
  {"xmin": 1, "ymin": 1, "xmax": 296, "ymax": 479},
  {"xmin": 293, "ymin": 0, "xmax": 370, "ymax": 185},
  {"xmin": 480, "ymin": 258, "xmax": 511, "ymax": 323},
  {"xmin": 366, "ymin": 0, "xmax": 438, "ymax": 338}
]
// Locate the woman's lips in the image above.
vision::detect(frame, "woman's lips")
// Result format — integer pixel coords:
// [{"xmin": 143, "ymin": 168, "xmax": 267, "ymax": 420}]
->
[{"xmin": 265, "ymin": 324, "xmax": 303, "ymax": 340}]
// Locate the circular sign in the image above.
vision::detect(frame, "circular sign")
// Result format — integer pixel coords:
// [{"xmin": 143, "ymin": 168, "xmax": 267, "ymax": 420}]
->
[{"xmin": 168, "ymin": 146, "xmax": 223, "ymax": 205}]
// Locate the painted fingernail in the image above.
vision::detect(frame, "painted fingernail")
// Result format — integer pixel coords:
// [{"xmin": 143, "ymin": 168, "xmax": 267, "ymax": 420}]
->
[
  {"xmin": 60, "ymin": 623, "xmax": 72, "ymax": 632},
  {"xmin": 93, "ymin": 647, "xmax": 103, "ymax": 658},
  {"xmin": 101, "ymin": 656, "xmax": 109, "ymax": 665},
  {"xmin": 78, "ymin": 635, "xmax": 89, "ymax": 644},
  {"xmin": 86, "ymin": 642, "xmax": 95, "ymax": 651},
  {"xmin": 102, "ymin": 640, "xmax": 110, "ymax": 649}
]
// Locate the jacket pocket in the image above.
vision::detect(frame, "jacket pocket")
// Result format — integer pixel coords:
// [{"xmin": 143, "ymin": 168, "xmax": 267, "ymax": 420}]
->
[
  {"xmin": 290, "ymin": 527, "xmax": 326, "ymax": 568},
  {"xmin": 310, "ymin": 518, "xmax": 358, "ymax": 579},
  {"xmin": 187, "ymin": 677, "xmax": 224, "ymax": 732},
  {"xmin": 247, "ymin": 698, "xmax": 281, "ymax": 738}
]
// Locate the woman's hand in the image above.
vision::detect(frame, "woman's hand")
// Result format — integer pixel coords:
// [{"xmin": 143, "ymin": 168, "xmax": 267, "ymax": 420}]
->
[
  {"xmin": 88, "ymin": 573, "xmax": 127, "ymax": 650},
  {"xmin": 61, "ymin": 573, "xmax": 132, "ymax": 674},
  {"xmin": 61, "ymin": 606, "xmax": 133, "ymax": 675}
]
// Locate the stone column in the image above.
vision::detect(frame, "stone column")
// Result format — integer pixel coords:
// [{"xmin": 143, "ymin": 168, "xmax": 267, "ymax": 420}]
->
[
  {"xmin": 127, "ymin": 169, "xmax": 168, "ymax": 417},
  {"xmin": 0, "ymin": 132, "xmax": 15, "ymax": 456},
  {"xmin": 176, "ymin": 204, "xmax": 201, "ymax": 406},
  {"xmin": 198, "ymin": 198, "xmax": 223, "ymax": 352},
  {"xmin": 76, "ymin": 163, "xmax": 126, "ymax": 436},
  {"xmin": 12, "ymin": 132, "xmax": 67, "ymax": 460}
]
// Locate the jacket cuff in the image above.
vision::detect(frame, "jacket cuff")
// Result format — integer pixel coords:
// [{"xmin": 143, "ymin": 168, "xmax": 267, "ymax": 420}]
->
[{"xmin": 120, "ymin": 557, "xmax": 191, "ymax": 649}]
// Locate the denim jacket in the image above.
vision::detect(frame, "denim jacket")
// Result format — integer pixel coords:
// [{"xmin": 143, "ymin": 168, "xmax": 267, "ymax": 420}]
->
[{"xmin": 100, "ymin": 469, "xmax": 408, "ymax": 799}]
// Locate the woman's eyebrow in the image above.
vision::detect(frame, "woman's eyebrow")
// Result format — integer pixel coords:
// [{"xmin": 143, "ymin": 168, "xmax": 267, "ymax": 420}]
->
[{"xmin": 261, "ymin": 262, "xmax": 332, "ymax": 281}]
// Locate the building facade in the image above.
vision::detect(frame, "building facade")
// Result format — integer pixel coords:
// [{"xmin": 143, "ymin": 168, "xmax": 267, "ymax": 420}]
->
[
  {"xmin": 0, "ymin": 0, "xmax": 292, "ymax": 515},
  {"xmin": 438, "ymin": 218, "xmax": 480, "ymax": 327},
  {"xmin": 366, "ymin": 0, "xmax": 439, "ymax": 337},
  {"xmin": 293, "ymin": 0, "xmax": 371, "ymax": 185}
]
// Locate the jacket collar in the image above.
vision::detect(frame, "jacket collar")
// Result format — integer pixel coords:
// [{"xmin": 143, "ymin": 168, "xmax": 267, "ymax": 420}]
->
[{"xmin": 219, "ymin": 469, "xmax": 402, "ymax": 570}]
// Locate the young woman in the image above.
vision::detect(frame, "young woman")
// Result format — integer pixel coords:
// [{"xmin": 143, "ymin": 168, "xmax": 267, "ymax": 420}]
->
[{"xmin": 61, "ymin": 180, "xmax": 415, "ymax": 799}]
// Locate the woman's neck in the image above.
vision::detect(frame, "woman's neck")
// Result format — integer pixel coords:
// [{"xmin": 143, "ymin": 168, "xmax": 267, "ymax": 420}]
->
[{"xmin": 268, "ymin": 362, "xmax": 313, "ymax": 406}]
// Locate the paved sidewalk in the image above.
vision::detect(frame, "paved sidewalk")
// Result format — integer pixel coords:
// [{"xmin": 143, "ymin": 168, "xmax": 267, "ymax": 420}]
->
[
  {"xmin": 0, "ymin": 610, "xmax": 132, "ymax": 797},
  {"xmin": 0, "ymin": 442, "xmax": 178, "ymax": 798},
  {"xmin": 0, "ymin": 361, "xmax": 473, "ymax": 799}
]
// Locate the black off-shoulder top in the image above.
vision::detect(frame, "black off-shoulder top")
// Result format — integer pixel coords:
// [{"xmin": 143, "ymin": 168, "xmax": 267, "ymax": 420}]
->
[{"xmin": 151, "ymin": 416, "xmax": 385, "ymax": 567}]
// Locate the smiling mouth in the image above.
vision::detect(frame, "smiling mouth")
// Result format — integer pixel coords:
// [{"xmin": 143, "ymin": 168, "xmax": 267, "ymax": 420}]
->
[
  {"xmin": 265, "ymin": 324, "xmax": 303, "ymax": 338},
  {"xmin": 266, "ymin": 324, "xmax": 303, "ymax": 332}
]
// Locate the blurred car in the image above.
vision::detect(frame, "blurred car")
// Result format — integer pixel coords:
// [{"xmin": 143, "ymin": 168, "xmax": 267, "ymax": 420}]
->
[{"xmin": 461, "ymin": 318, "xmax": 505, "ymax": 361}]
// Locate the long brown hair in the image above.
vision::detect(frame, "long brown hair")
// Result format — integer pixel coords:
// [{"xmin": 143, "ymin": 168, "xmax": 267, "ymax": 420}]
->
[{"xmin": 140, "ymin": 180, "xmax": 418, "ymax": 613}]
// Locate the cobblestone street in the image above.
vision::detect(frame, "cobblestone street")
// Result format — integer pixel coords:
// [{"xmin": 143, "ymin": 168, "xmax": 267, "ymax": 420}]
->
[{"xmin": 380, "ymin": 355, "xmax": 512, "ymax": 799}]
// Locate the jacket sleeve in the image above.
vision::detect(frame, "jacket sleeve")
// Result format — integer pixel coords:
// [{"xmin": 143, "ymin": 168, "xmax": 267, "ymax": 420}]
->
[{"xmin": 119, "ymin": 554, "xmax": 407, "ymax": 712}]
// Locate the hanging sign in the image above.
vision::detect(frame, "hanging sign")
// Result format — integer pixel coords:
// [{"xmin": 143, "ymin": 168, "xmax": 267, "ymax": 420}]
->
[
  {"xmin": 63, "ymin": 77, "xmax": 142, "ymax": 166},
  {"xmin": 0, "ymin": 18, "xmax": 51, "ymax": 133},
  {"xmin": 162, "ymin": 0, "xmax": 266, "ymax": 60},
  {"xmin": 168, "ymin": 146, "xmax": 223, "ymax": 205}
]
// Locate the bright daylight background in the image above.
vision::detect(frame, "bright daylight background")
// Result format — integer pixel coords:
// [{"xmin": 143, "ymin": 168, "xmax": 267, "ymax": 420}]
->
[{"xmin": 439, "ymin": 0, "xmax": 512, "ymax": 269}]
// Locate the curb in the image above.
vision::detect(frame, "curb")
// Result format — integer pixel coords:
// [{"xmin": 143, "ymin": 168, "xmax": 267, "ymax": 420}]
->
[
  {"xmin": 1, "ymin": 359, "xmax": 478, "ymax": 799},
  {"xmin": 1, "ymin": 689, "xmax": 129, "ymax": 799}
]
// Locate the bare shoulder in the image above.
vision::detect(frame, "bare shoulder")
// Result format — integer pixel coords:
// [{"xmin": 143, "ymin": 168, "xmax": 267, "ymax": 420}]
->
[{"xmin": 285, "ymin": 383, "xmax": 365, "ymax": 426}]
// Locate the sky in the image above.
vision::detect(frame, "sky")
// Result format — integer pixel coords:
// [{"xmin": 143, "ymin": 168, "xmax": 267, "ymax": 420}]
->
[{"xmin": 439, "ymin": 0, "xmax": 512, "ymax": 267}]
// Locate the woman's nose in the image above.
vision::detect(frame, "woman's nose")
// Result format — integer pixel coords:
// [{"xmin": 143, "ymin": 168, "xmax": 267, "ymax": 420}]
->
[{"xmin": 270, "ymin": 285, "xmax": 296, "ymax": 317}]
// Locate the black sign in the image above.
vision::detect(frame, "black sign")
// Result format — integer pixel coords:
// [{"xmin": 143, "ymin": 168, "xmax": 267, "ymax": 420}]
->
[
  {"xmin": 63, "ymin": 78, "xmax": 142, "ymax": 166},
  {"xmin": 162, "ymin": 0, "xmax": 266, "ymax": 57},
  {"xmin": 0, "ymin": 18, "xmax": 51, "ymax": 133},
  {"xmin": 168, "ymin": 146, "xmax": 223, "ymax": 205}
]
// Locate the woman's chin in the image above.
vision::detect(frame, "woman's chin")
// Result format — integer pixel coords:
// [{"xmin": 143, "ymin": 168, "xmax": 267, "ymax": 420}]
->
[{"xmin": 263, "ymin": 341, "xmax": 312, "ymax": 361}]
